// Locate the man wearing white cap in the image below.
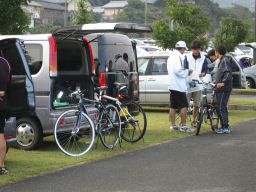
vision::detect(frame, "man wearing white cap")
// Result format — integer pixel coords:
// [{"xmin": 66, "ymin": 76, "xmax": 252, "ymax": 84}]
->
[{"xmin": 167, "ymin": 41, "xmax": 194, "ymax": 132}]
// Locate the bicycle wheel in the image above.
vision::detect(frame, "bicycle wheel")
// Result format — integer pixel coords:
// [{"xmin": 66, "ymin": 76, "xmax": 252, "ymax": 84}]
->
[
  {"xmin": 99, "ymin": 104, "xmax": 121, "ymax": 149},
  {"xmin": 54, "ymin": 109, "xmax": 95, "ymax": 157},
  {"xmin": 195, "ymin": 107, "xmax": 204, "ymax": 136},
  {"xmin": 121, "ymin": 102, "xmax": 147, "ymax": 143},
  {"xmin": 209, "ymin": 107, "xmax": 220, "ymax": 131}
]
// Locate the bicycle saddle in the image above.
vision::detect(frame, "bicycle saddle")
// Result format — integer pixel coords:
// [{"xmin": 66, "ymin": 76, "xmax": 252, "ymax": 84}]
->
[{"xmin": 95, "ymin": 86, "xmax": 108, "ymax": 91}]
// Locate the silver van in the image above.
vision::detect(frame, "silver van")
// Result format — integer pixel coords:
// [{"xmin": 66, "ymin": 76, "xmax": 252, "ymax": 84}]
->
[{"xmin": 0, "ymin": 33, "xmax": 96, "ymax": 150}]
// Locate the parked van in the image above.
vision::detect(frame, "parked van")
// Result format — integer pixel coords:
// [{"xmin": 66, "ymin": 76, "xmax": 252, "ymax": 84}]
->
[
  {"xmin": 138, "ymin": 52, "xmax": 246, "ymax": 106},
  {"xmin": 0, "ymin": 23, "xmax": 152, "ymax": 150},
  {"xmin": 0, "ymin": 38, "xmax": 35, "ymax": 146},
  {"xmin": 0, "ymin": 33, "xmax": 96, "ymax": 150}
]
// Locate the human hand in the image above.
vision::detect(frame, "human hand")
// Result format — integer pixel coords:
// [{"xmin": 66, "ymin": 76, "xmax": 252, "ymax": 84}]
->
[
  {"xmin": 199, "ymin": 73, "xmax": 206, "ymax": 77},
  {"xmin": 0, "ymin": 91, "xmax": 5, "ymax": 97},
  {"xmin": 212, "ymin": 80, "xmax": 216, "ymax": 84},
  {"xmin": 217, "ymin": 83, "xmax": 224, "ymax": 88},
  {"xmin": 188, "ymin": 69, "xmax": 193, "ymax": 76}
]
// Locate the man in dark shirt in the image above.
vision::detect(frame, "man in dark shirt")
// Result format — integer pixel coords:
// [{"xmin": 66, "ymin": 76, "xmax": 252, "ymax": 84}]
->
[
  {"xmin": 0, "ymin": 56, "xmax": 11, "ymax": 175},
  {"xmin": 214, "ymin": 45, "xmax": 233, "ymax": 134}
]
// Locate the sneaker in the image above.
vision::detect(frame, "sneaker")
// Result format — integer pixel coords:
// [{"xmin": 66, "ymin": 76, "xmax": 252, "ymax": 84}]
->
[
  {"xmin": 191, "ymin": 121, "xmax": 197, "ymax": 128},
  {"xmin": 0, "ymin": 167, "xmax": 8, "ymax": 175},
  {"xmin": 170, "ymin": 125, "xmax": 179, "ymax": 131},
  {"xmin": 216, "ymin": 128, "xmax": 224, "ymax": 134},
  {"xmin": 223, "ymin": 127, "xmax": 231, "ymax": 134},
  {"xmin": 180, "ymin": 125, "xmax": 194, "ymax": 133}
]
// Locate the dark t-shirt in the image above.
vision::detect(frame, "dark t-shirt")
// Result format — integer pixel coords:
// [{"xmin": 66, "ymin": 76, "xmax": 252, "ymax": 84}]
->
[{"xmin": 0, "ymin": 57, "xmax": 10, "ymax": 110}]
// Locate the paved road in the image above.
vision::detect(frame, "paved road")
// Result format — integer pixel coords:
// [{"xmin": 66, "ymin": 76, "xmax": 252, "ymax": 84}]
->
[
  {"xmin": 1, "ymin": 119, "xmax": 256, "ymax": 192},
  {"xmin": 230, "ymin": 95, "xmax": 256, "ymax": 101}
]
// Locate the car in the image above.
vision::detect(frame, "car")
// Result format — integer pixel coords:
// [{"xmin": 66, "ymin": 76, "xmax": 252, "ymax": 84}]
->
[
  {"xmin": 0, "ymin": 38, "xmax": 36, "ymax": 148},
  {"xmin": 0, "ymin": 32, "xmax": 96, "ymax": 150},
  {"xmin": 243, "ymin": 65, "xmax": 256, "ymax": 88},
  {"xmin": 138, "ymin": 53, "xmax": 246, "ymax": 106}
]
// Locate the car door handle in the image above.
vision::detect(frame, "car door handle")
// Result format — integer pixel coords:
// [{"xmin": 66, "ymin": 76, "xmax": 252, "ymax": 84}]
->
[{"xmin": 148, "ymin": 79, "xmax": 156, "ymax": 82}]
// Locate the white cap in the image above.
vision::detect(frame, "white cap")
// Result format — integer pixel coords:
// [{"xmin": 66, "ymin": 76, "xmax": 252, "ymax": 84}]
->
[{"xmin": 175, "ymin": 41, "xmax": 188, "ymax": 50}]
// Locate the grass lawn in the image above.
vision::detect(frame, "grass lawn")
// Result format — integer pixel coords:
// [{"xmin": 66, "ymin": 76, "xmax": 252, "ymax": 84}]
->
[
  {"xmin": 233, "ymin": 88, "xmax": 256, "ymax": 91},
  {"xmin": 229, "ymin": 99, "xmax": 256, "ymax": 105},
  {"xmin": 1, "ymin": 110, "xmax": 256, "ymax": 184}
]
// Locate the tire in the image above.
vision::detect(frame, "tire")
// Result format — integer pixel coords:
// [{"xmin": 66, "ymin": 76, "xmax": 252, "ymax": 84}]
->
[
  {"xmin": 246, "ymin": 78, "xmax": 255, "ymax": 89},
  {"xmin": 16, "ymin": 117, "xmax": 43, "ymax": 150},
  {"xmin": 209, "ymin": 107, "xmax": 219, "ymax": 131},
  {"xmin": 54, "ymin": 110, "xmax": 95, "ymax": 157},
  {"xmin": 99, "ymin": 104, "xmax": 121, "ymax": 149},
  {"xmin": 121, "ymin": 102, "xmax": 147, "ymax": 143},
  {"xmin": 195, "ymin": 107, "xmax": 204, "ymax": 136}
]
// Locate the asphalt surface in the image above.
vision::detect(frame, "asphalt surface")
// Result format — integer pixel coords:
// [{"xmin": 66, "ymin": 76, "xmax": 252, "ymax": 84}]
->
[
  {"xmin": 1, "ymin": 119, "xmax": 256, "ymax": 192},
  {"xmin": 230, "ymin": 95, "xmax": 256, "ymax": 101}
]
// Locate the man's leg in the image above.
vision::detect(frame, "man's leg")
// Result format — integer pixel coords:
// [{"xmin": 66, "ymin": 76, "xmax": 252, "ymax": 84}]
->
[
  {"xmin": 220, "ymin": 92, "xmax": 231, "ymax": 131},
  {"xmin": 180, "ymin": 107, "xmax": 188, "ymax": 126},
  {"xmin": 192, "ymin": 106, "xmax": 199, "ymax": 122},
  {"xmin": 0, "ymin": 134, "xmax": 6, "ymax": 168},
  {"xmin": 169, "ymin": 108, "xmax": 176, "ymax": 126}
]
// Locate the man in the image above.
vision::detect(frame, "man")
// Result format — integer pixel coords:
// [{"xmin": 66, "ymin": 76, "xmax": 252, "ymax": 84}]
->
[
  {"xmin": 0, "ymin": 56, "xmax": 11, "ymax": 175},
  {"xmin": 115, "ymin": 54, "xmax": 129, "ymax": 84},
  {"xmin": 184, "ymin": 40, "xmax": 208, "ymax": 127},
  {"xmin": 214, "ymin": 45, "xmax": 232, "ymax": 134},
  {"xmin": 167, "ymin": 41, "xmax": 193, "ymax": 132},
  {"xmin": 207, "ymin": 49, "xmax": 220, "ymax": 80}
]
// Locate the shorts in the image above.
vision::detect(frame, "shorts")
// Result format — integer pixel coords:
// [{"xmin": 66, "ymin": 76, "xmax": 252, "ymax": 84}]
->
[
  {"xmin": 169, "ymin": 90, "xmax": 188, "ymax": 109},
  {"xmin": 0, "ymin": 113, "xmax": 6, "ymax": 134},
  {"xmin": 187, "ymin": 90, "xmax": 202, "ymax": 108}
]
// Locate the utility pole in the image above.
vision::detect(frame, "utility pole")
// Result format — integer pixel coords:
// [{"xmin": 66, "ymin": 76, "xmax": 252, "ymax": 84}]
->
[
  {"xmin": 144, "ymin": 0, "xmax": 148, "ymax": 25},
  {"xmin": 64, "ymin": 0, "xmax": 67, "ymax": 27}
]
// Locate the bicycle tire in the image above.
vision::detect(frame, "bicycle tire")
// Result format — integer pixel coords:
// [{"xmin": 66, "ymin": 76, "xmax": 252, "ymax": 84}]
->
[
  {"xmin": 99, "ymin": 104, "xmax": 121, "ymax": 149},
  {"xmin": 121, "ymin": 102, "xmax": 147, "ymax": 143},
  {"xmin": 54, "ymin": 109, "xmax": 95, "ymax": 157},
  {"xmin": 195, "ymin": 107, "xmax": 204, "ymax": 136},
  {"xmin": 209, "ymin": 107, "xmax": 219, "ymax": 131}
]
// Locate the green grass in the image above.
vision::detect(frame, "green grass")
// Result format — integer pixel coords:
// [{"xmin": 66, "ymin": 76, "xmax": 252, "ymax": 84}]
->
[
  {"xmin": 233, "ymin": 88, "xmax": 256, "ymax": 91},
  {"xmin": 1, "ymin": 110, "xmax": 256, "ymax": 184},
  {"xmin": 229, "ymin": 99, "xmax": 256, "ymax": 105}
]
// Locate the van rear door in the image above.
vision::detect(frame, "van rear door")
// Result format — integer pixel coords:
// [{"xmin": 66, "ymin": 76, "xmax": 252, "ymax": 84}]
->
[{"xmin": 0, "ymin": 38, "xmax": 35, "ymax": 116}]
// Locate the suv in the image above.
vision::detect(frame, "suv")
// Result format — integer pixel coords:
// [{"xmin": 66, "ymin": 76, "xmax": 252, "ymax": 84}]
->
[
  {"xmin": 0, "ymin": 38, "xmax": 35, "ymax": 147},
  {"xmin": 138, "ymin": 52, "xmax": 246, "ymax": 106}
]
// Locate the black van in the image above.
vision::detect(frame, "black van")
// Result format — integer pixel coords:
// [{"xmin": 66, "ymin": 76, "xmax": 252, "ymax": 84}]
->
[{"xmin": 0, "ymin": 38, "xmax": 35, "ymax": 146}]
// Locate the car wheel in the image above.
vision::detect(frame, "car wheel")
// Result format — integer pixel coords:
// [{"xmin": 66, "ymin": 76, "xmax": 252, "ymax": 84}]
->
[
  {"xmin": 16, "ymin": 118, "xmax": 43, "ymax": 150},
  {"xmin": 246, "ymin": 78, "xmax": 255, "ymax": 89}
]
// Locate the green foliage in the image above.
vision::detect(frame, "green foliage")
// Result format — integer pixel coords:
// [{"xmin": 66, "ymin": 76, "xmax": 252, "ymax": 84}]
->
[
  {"xmin": 28, "ymin": 23, "xmax": 61, "ymax": 34},
  {"xmin": 152, "ymin": 0, "xmax": 210, "ymax": 49},
  {"xmin": 0, "ymin": 0, "xmax": 30, "ymax": 34},
  {"xmin": 72, "ymin": 0, "xmax": 94, "ymax": 25},
  {"xmin": 214, "ymin": 15, "xmax": 250, "ymax": 52}
]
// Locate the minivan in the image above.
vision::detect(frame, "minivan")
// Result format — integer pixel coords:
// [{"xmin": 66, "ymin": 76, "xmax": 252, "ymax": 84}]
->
[
  {"xmin": 138, "ymin": 52, "xmax": 246, "ymax": 106},
  {"xmin": 0, "ymin": 38, "xmax": 35, "ymax": 146},
  {"xmin": 0, "ymin": 23, "xmax": 152, "ymax": 150}
]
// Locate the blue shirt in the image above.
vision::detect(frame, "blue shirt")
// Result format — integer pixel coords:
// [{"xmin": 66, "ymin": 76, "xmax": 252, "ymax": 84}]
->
[{"xmin": 184, "ymin": 54, "xmax": 208, "ymax": 74}]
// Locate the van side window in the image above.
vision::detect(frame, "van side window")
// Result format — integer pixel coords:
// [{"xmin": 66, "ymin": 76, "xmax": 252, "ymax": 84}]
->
[
  {"xmin": 138, "ymin": 58, "xmax": 150, "ymax": 75},
  {"xmin": 25, "ymin": 44, "xmax": 43, "ymax": 75},
  {"xmin": 152, "ymin": 58, "xmax": 168, "ymax": 75}
]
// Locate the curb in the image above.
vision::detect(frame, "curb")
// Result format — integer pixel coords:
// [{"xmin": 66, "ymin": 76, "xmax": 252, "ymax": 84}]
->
[
  {"xmin": 231, "ymin": 90, "xmax": 256, "ymax": 95},
  {"xmin": 229, "ymin": 104, "xmax": 256, "ymax": 110}
]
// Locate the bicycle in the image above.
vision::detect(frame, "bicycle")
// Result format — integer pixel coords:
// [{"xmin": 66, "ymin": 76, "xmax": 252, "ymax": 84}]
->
[
  {"xmin": 194, "ymin": 80, "xmax": 220, "ymax": 136},
  {"xmin": 54, "ymin": 87, "xmax": 121, "ymax": 157},
  {"xmin": 102, "ymin": 83, "xmax": 147, "ymax": 143}
]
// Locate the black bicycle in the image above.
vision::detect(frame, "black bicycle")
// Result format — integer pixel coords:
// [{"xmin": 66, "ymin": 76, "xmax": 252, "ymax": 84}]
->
[{"xmin": 195, "ymin": 81, "xmax": 220, "ymax": 136}]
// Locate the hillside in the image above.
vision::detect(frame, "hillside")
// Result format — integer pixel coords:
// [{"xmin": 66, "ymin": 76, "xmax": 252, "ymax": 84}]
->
[{"xmin": 212, "ymin": 0, "xmax": 254, "ymax": 12}]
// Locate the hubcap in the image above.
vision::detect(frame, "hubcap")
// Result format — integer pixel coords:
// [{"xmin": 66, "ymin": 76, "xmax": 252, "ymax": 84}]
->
[{"xmin": 17, "ymin": 123, "xmax": 35, "ymax": 147}]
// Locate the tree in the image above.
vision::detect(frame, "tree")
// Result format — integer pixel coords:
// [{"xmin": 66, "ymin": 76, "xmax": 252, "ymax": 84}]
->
[
  {"xmin": 152, "ymin": 0, "xmax": 210, "ymax": 50},
  {"xmin": 0, "ymin": 0, "xmax": 30, "ymax": 34},
  {"xmin": 214, "ymin": 15, "xmax": 250, "ymax": 52},
  {"xmin": 72, "ymin": 0, "xmax": 94, "ymax": 25},
  {"xmin": 28, "ymin": 23, "xmax": 61, "ymax": 34}
]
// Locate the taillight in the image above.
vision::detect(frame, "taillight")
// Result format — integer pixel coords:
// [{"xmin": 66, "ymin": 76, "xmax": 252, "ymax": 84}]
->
[
  {"xmin": 117, "ymin": 93, "xmax": 123, "ymax": 99},
  {"xmin": 48, "ymin": 36, "xmax": 57, "ymax": 77},
  {"xmin": 5, "ymin": 136, "xmax": 13, "ymax": 140},
  {"xmin": 99, "ymin": 73, "xmax": 106, "ymax": 87},
  {"xmin": 83, "ymin": 37, "xmax": 95, "ymax": 75}
]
